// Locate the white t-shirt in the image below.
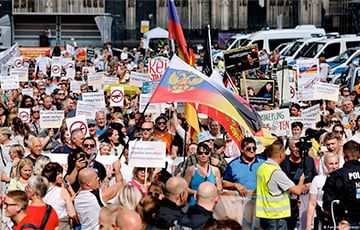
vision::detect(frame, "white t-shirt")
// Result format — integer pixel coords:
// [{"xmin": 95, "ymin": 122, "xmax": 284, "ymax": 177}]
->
[{"xmin": 309, "ymin": 174, "xmax": 327, "ymax": 208}]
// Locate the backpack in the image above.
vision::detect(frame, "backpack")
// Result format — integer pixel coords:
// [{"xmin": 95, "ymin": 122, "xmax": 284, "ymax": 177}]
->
[{"xmin": 19, "ymin": 223, "xmax": 39, "ymax": 230}]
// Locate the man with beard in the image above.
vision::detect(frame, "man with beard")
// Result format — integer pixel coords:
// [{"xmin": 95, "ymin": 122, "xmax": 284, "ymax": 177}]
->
[{"xmin": 154, "ymin": 116, "xmax": 172, "ymax": 155}]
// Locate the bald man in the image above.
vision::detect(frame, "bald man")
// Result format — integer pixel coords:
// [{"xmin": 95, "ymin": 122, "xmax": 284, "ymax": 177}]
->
[
  {"xmin": 177, "ymin": 182, "xmax": 219, "ymax": 229},
  {"xmin": 74, "ymin": 160, "xmax": 124, "ymax": 230},
  {"xmin": 153, "ymin": 177, "xmax": 189, "ymax": 229},
  {"xmin": 114, "ymin": 210, "xmax": 142, "ymax": 230}
]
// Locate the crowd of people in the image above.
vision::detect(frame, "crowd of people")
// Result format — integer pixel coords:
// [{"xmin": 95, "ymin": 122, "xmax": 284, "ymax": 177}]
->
[{"xmin": 0, "ymin": 39, "xmax": 359, "ymax": 230}]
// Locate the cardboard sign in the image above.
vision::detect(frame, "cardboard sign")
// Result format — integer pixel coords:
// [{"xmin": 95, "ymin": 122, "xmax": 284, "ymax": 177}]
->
[
  {"xmin": 314, "ymin": 82, "xmax": 339, "ymax": 102},
  {"xmin": 149, "ymin": 59, "xmax": 169, "ymax": 81},
  {"xmin": 129, "ymin": 72, "xmax": 150, "ymax": 87},
  {"xmin": 128, "ymin": 141, "xmax": 166, "ymax": 168},
  {"xmin": 139, "ymin": 94, "xmax": 161, "ymax": 113},
  {"xmin": 88, "ymin": 72, "xmax": 105, "ymax": 86},
  {"xmin": 22, "ymin": 88, "xmax": 33, "ymax": 97},
  {"xmin": 76, "ymin": 101, "xmax": 97, "ymax": 119},
  {"xmin": 10, "ymin": 66, "xmax": 28, "ymax": 82},
  {"xmin": 40, "ymin": 111, "xmax": 64, "ymax": 129},
  {"xmin": 302, "ymin": 104, "xmax": 321, "ymax": 122},
  {"xmin": 104, "ymin": 77, "xmax": 119, "ymax": 88},
  {"xmin": 142, "ymin": 80, "xmax": 159, "ymax": 94},
  {"xmin": 239, "ymin": 79, "xmax": 275, "ymax": 104},
  {"xmin": 297, "ymin": 59, "xmax": 319, "ymax": 101},
  {"xmin": 66, "ymin": 68, "xmax": 75, "ymax": 79},
  {"xmin": 289, "ymin": 82, "xmax": 298, "ymax": 103},
  {"xmin": 110, "ymin": 86, "xmax": 125, "ymax": 107},
  {"xmin": 66, "ymin": 115, "xmax": 89, "ymax": 137},
  {"xmin": 63, "ymin": 58, "xmax": 75, "ymax": 70},
  {"xmin": 18, "ymin": 108, "xmax": 30, "ymax": 123},
  {"xmin": 82, "ymin": 91, "xmax": 105, "ymax": 109},
  {"xmin": 1, "ymin": 75, "xmax": 19, "ymax": 90},
  {"xmin": 258, "ymin": 108, "xmax": 291, "ymax": 136},
  {"xmin": 51, "ymin": 57, "xmax": 62, "ymax": 77},
  {"xmin": 290, "ymin": 117, "xmax": 317, "ymax": 134},
  {"xmin": 70, "ymin": 80, "xmax": 84, "ymax": 93},
  {"xmin": 223, "ymin": 44, "xmax": 260, "ymax": 74},
  {"xmin": 13, "ymin": 57, "xmax": 23, "ymax": 69}
]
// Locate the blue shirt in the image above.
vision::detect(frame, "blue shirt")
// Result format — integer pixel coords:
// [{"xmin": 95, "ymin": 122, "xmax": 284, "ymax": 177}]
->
[{"xmin": 223, "ymin": 154, "xmax": 265, "ymax": 190}]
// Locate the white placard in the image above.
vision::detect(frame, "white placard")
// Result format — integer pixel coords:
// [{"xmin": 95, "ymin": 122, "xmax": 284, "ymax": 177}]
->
[
  {"xmin": 40, "ymin": 111, "xmax": 64, "ymax": 129},
  {"xmin": 63, "ymin": 58, "xmax": 75, "ymax": 70},
  {"xmin": 10, "ymin": 66, "xmax": 28, "ymax": 82},
  {"xmin": 13, "ymin": 57, "xmax": 23, "ymax": 69},
  {"xmin": 22, "ymin": 88, "xmax": 33, "ymax": 97},
  {"xmin": 149, "ymin": 59, "xmax": 169, "ymax": 81},
  {"xmin": 66, "ymin": 45, "xmax": 74, "ymax": 56},
  {"xmin": 258, "ymin": 108, "xmax": 291, "ymax": 136},
  {"xmin": 1, "ymin": 75, "xmax": 19, "ymax": 90},
  {"xmin": 66, "ymin": 115, "xmax": 89, "ymax": 137},
  {"xmin": 289, "ymin": 82, "xmax": 298, "ymax": 103},
  {"xmin": 83, "ymin": 66, "xmax": 95, "ymax": 75},
  {"xmin": 104, "ymin": 77, "xmax": 119, "ymax": 88},
  {"xmin": 76, "ymin": 101, "xmax": 97, "ymax": 119},
  {"xmin": 302, "ymin": 104, "xmax": 321, "ymax": 122},
  {"xmin": 314, "ymin": 82, "xmax": 340, "ymax": 102},
  {"xmin": 18, "ymin": 108, "xmax": 31, "ymax": 123},
  {"xmin": 128, "ymin": 141, "xmax": 166, "ymax": 168},
  {"xmin": 82, "ymin": 91, "xmax": 105, "ymax": 109},
  {"xmin": 51, "ymin": 57, "xmax": 62, "ymax": 77},
  {"xmin": 290, "ymin": 117, "xmax": 317, "ymax": 133},
  {"xmin": 66, "ymin": 68, "xmax": 75, "ymax": 79},
  {"xmin": 70, "ymin": 80, "xmax": 84, "ymax": 93},
  {"xmin": 129, "ymin": 72, "xmax": 150, "ymax": 87},
  {"xmin": 139, "ymin": 94, "xmax": 161, "ymax": 114},
  {"xmin": 110, "ymin": 86, "xmax": 124, "ymax": 107},
  {"xmin": 88, "ymin": 72, "xmax": 105, "ymax": 86},
  {"xmin": 297, "ymin": 59, "xmax": 319, "ymax": 101}
]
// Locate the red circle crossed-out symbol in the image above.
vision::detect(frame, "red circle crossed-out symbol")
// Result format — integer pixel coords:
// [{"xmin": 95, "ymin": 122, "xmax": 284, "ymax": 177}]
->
[
  {"xmin": 290, "ymin": 85, "xmax": 296, "ymax": 99},
  {"xmin": 14, "ymin": 59, "xmax": 23, "ymax": 68},
  {"xmin": 111, "ymin": 89, "xmax": 124, "ymax": 103},
  {"xmin": 52, "ymin": 65, "xmax": 61, "ymax": 74},
  {"xmin": 70, "ymin": 121, "xmax": 88, "ymax": 136},
  {"xmin": 66, "ymin": 63, "xmax": 73, "ymax": 69},
  {"xmin": 19, "ymin": 111, "xmax": 30, "ymax": 122}
]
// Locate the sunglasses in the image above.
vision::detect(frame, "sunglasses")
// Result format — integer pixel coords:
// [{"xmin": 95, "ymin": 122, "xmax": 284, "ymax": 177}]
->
[
  {"xmin": 350, "ymin": 120, "xmax": 356, "ymax": 123},
  {"xmin": 148, "ymin": 191, "xmax": 161, "ymax": 198},
  {"xmin": 334, "ymin": 130, "xmax": 344, "ymax": 134},
  {"xmin": 58, "ymin": 93, "xmax": 65, "ymax": 95},
  {"xmin": 198, "ymin": 151, "xmax": 210, "ymax": 156},
  {"xmin": 245, "ymin": 147, "xmax": 257, "ymax": 152},
  {"xmin": 32, "ymin": 111, "xmax": 39, "ymax": 113},
  {"xmin": 157, "ymin": 122, "xmax": 166, "ymax": 125},
  {"xmin": 88, "ymin": 124, "xmax": 96, "ymax": 128},
  {"xmin": 144, "ymin": 114, "xmax": 152, "ymax": 118},
  {"xmin": 83, "ymin": 144, "xmax": 95, "ymax": 148},
  {"xmin": 3, "ymin": 202, "xmax": 18, "ymax": 207},
  {"xmin": 142, "ymin": 128, "xmax": 152, "ymax": 132},
  {"xmin": 330, "ymin": 120, "xmax": 340, "ymax": 124},
  {"xmin": 39, "ymin": 88, "xmax": 46, "ymax": 90}
]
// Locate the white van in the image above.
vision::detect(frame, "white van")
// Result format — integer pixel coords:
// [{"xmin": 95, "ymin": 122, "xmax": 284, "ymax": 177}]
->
[
  {"xmin": 240, "ymin": 25, "xmax": 325, "ymax": 53},
  {"xmin": 281, "ymin": 37, "xmax": 326, "ymax": 63},
  {"xmin": 295, "ymin": 35, "xmax": 360, "ymax": 62},
  {"xmin": 221, "ymin": 34, "xmax": 251, "ymax": 50}
]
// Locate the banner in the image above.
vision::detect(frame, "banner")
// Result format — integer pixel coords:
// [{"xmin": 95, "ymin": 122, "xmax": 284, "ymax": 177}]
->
[
  {"xmin": 40, "ymin": 111, "xmax": 64, "ymax": 129},
  {"xmin": 19, "ymin": 47, "xmax": 51, "ymax": 59},
  {"xmin": 149, "ymin": 59, "xmax": 169, "ymax": 81},
  {"xmin": 140, "ymin": 20, "xmax": 150, "ymax": 33},
  {"xmin": 70, "ymin": 80, "xmax": 83, "ymax": 93},
  {"xmin": 240, "ymin": 79, "xmax": 275, "ymax": 105},
  {"xmin": 290, "ymin": 117, "xmax": 317, "ymax": 134},
  {"xmin": 10, "ymin": 66, "xmax": 28, "ymax": 82},
  {"xmin": 223, "ymin": 44, "xmax": 260, "ymax": 74},
  {"xmin": 104, "ymin": 77, "xmax": 119, "ymax": 88},
  {"xmin": 258, "ymin": 108, "xmax": 291, "ymax": 136},
  {"xmin": 128, "ymin": 141, "xmax": 166, "ymax": 168},
  {"xmin": 297, "ymin": 59, "xmax": 319, "ymax": 101}
]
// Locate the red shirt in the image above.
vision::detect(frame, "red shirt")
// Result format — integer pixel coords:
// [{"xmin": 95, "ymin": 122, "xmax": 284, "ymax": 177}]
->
[
  {"xmin": 14, "ymin": 215, "xmax": 37, "ymax": 230},
  {"xmin": 27, "ymin": 205, "xmax": 59, "ymax": 230}
]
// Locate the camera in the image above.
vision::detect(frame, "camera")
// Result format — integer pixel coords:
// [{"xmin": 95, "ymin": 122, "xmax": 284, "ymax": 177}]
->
[{"xmin": 295, "ymin": 136, "xmax": 312, "ymax": 158}]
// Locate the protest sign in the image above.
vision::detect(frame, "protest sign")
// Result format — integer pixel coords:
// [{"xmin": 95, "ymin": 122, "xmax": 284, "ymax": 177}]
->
[
  {"xmin": 18, "ymin": 108, "xmax": 30, "ymax": 123},
  {"xmin": 141, "ymin": 20, "xmax": 150, "ymax": 33},
  {"xmin": 128, "ymin": 141, "xmax": 166, "ymax": 168},
  {"xmin": 82, "ymin": 91, "xmax": 105, "ymax": 109},
  {"xmin": 83, "ymin": 66, "xmax": 95, "ymax": 75},
  {"xmin": 70, "ymin": 80, "xmax": 83, "ymax": 93},
  {"xmin": 104, "ymin": 76, "xmax": 119, "ymax": 88},
  {"xmin": 149, "ymin": 58, "xmax": 169, "ymax": 81},
  {"xmin": 13, "ymin": 57, "xmax": 23, "ymax": 69},
  {"xmin": 76, "ymin": 101, "xmax": 97, "ymax": 119},
  {"xmin": 290, "ymin": 117, "xmax": 317, "ymax": 134},
  {"xmin": 129, "ymin": 72, "xmax": 150, "ymax": 87},
  {"xmin": 10, "ymin": 66, "xmax": 28, "ymax": 82},
  {"xmin": 66, "ymin": 115, "xmax": 89, "ymax": 137},
  {"xmin": 1, "ymin": 75, "xmax": 19, "ymax": 90},
  {"xmin": 51, "ymin": 57, "xmax": 62, "ymax": 77},
  {"xmin": 22, "ymin": 88, "xmax": 33, "ymax": 97},
  {"xmin": 142, "ymin": 80, "xmax": 159, "ymax": 94},
  {"xmin": 139, "ymin": 94, "xmax": 161, "ymax": 113},
  {"xmin": 276, "ymin": 68, "xmax": 291, "ymax": 104},
  {"xmin": 63, "ymin": 58, "xmax": 75, "ymax": 70},
  {"xmin": 258, "ymin": 108, "xmax": 291, "ymax": 136},
  {"xmin": 88, "ymin": 72, "xmax": 104, "ymax": 86},
  {"xmin": 223, "ymin": 44, "xmax": 259, "ymax": 74},
  {"xmin": 314, "ymin": 82, "xmax": 339, "ymax": 101},
  {"xmin": 297, "ymin": 59, "xmax": 319, "ymax": 101},
  {"xmin": 66, "ymin": 45, "xmax": 74, "ymax": 55},
  {"xmin": 302, "ymin": 104, "xmax": 321, "ymax": 122},
  {"xmin": 40, "ymin": 111, "xmax": 64, "ymax": 129},
  {"xmin": 19, "ymin": 47, "xmax": 50, "ymax": 59},
  {"xmin": 239, "ymin": 79, "xmax": 275, "ymax": 104},
  {"xmin": 289, "ymin": 82, "xmax": 298, "ymax": 103},
  {"xmin": 66, "ymin": 68, "xmax": 75, "ymax": 79},
  {"xmin": 110, "ymin": 86, "xmax": 125, "ymax": 107}
]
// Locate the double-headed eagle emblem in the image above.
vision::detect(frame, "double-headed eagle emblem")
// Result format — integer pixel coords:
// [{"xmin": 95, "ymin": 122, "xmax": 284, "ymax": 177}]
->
[{"xmin": 167, "ymin": 71, "xmax": 204, "ymax": 94}]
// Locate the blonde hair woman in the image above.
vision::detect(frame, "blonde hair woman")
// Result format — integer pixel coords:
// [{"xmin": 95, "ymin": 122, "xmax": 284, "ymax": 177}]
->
[
  {"xmin": 113, "ymin": 184, "xmax": 142, "ymax": 210},
  {"xmin": 8, "ymin": 158, "xmax": 33, "ymax": 192},
  {"xmin": 1, "ymin": 144, "xmax": 25, "ymax": 184}
]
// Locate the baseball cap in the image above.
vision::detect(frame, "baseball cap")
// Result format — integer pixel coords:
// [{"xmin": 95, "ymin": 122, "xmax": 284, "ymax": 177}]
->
[
  {"xmin": 87, "ymin": 119, "xmax": 96, "ymax": 126},
  {"xmin": 197, "ymin": 131, "xmax": 215, "ymax": 144}
]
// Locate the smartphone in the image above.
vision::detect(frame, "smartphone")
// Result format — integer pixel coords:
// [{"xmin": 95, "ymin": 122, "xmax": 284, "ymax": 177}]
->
[
  {"xmin": 79, "ymin": 153, "xmax": 86, "ymax": 161},
  {"xmin": 64, "ymin": 180, "xmax": 71, "ymax": 188},
  {"xmin": 294, "ymin": 168, "xmax": 303, "ymax": 181}
]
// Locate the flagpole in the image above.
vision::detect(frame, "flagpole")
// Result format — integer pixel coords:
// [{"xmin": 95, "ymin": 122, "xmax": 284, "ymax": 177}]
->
[
  {"xmin": 243, "ymin": 71, "xmax": 249, "ymax": 102},
  {"xmin": 207, "ymin": 24, "xmax": 213, "ymax": 71}
]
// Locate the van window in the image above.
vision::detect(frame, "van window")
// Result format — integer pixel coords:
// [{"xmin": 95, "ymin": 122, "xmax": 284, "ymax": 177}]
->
[
  {"xmin": 346, "ymin": 41, "xmax": 360, "ymax": 49},
  {"xmin": 321, "ymin": 43, "xmax": 340, "ymax": 59},
  {"xmin": 283, "ymin": 41, "xmax": 303, "ymax": 56},
  {"xmin": 252, "ymin": 40, "xmax": 263, "ymax": 50},
  {"xmin": 268, "ymin": 39, "xmax": 297, "ymax": 51},
  {"xmin": 303, "ymin": 42, "xmax": 325, "ymax": 58}
]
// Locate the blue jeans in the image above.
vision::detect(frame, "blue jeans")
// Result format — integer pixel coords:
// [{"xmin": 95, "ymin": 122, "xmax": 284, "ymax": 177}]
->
[{"xmin": 259, "ymin": 218, "xmax": 287, "ymax": 230}]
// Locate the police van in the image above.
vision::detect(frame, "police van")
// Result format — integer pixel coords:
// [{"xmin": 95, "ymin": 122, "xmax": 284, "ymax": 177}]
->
[{"xmin": 281, "ymin": 37, "xmax": 326, "ymax": 63}]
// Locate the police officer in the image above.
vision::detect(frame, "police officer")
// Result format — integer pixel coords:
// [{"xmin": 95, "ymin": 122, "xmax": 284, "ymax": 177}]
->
[{"xmin": 323, "ymin": 140, "xmax": 360, "ymax": 228}]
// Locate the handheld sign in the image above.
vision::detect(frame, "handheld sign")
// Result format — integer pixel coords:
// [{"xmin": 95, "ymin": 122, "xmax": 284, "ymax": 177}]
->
[
  {"xmin": 129, "ymin": 72, "xmax": 150, "ymax": 87},
  {"xmin": 139, "ymin": 94, "xmax": 161, "ymax": 113},
  {"xmin": 18, "ymin": 108, "xmax": 30, "ymax": 123},
  {"xmin": 13, "ymin": 57, "xmax": 23, "ymax": 69},
  {"xmin": 82, "ymin": 91, "xmax": 106, "ymax": 109},
  {"xmin": 76, "ymin": 101, "xmax": 97, "ymax": 119},
  {"xmin": 258, "ymin": 108, "xmax": 291, "ymax": 136},
  {"xmin": 128, "ymin": 141, "xmax": 166, "ymax": 168},
  {"xmin": 51, "ymin": 57, "xmax": 62, "ymax": 77},
  {"xmin": 88, "ymin": 72, "xmax": 105, "ymax": 86},
  {"xmin": 22, "ymin": 88, "xmax": 33, "ymax": 97},
  {"xmin": 66, "ymin": 115, "xmax": 89, "ymax": 137},
  {"xmin": 10, "ymin": 66, "xmax": 28, "ymax": 82},
  {"xmin": 223, "ymin": 44, "xmax": 259, "ymax": 74},
  {"xmin": 149, "ymin": 58, "xmax": 169, "ymax": 81},
  {"xmin": 110, "ymin": 86, "xmax": 125, "ymax": 107},
  {"xmin": 314, "ymin": 82, "xmax": 339, "ymax": 102},
  {"xmin": 40, "ymin": 111, "xmax": 64, "ymax": 129},
  {"xmin": 1, "ymin": 75, "xmax": 19, "ymax": 90}
]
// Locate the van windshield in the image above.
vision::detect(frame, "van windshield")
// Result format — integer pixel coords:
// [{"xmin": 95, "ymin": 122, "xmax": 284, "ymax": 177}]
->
[
  {"xmin": 301, "ymin": 42, "xmax": 326, "ymax": 58},
  {"xmin": 222, "ymin": 38, "xmax": 237, "ymax": 50},
  {"xmin": 283, "ymin": 41, "xmax": 303, "ymax": 56},
  {"xmin": 332, "ymin": 49, "xmax": 357, "ymax": 64},
  {"xmin": 241, "ymin": 39, "xmax": 251, "ymax": 46}
]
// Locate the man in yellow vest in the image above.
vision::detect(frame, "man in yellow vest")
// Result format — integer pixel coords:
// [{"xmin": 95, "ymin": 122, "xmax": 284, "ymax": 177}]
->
[{"xmin": 256, "ymin": 141, "xmax": 305, "ymax": 229}]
